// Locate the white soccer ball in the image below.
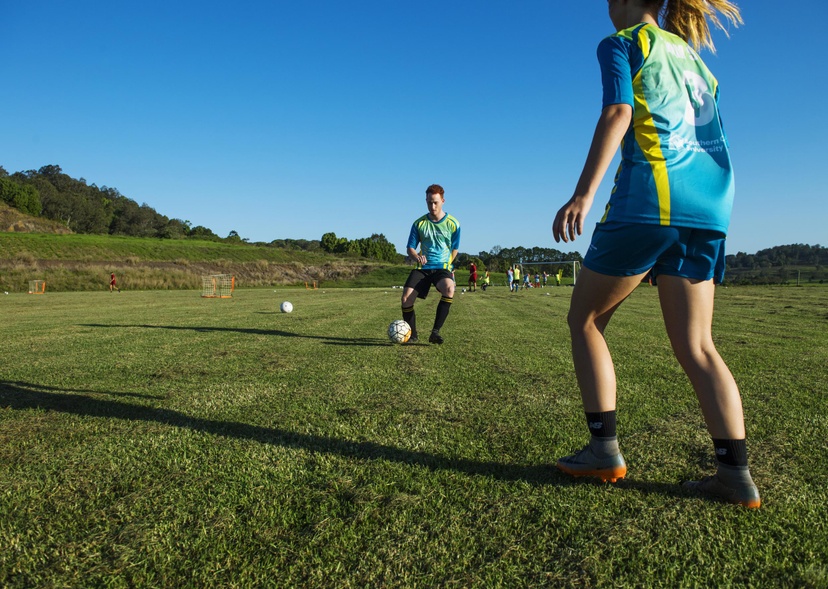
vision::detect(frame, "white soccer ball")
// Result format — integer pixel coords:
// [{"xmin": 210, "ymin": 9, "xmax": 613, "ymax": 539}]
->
[
  {"xmin": 387, "ymin": 319, "xmax": 411, "ymax": 344},
  {"xmin": 280, "ymin": 301, "xmax": 293, "ymax": 313}
]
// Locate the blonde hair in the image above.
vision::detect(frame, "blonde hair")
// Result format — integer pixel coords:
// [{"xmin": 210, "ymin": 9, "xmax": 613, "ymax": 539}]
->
[{"xmin": 657, "ymin": 0, "xmax": 743, "ymax": 53}]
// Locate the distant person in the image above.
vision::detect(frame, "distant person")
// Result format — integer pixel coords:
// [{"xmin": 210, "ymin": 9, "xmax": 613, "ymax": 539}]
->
[
  {"xmin": 481, "ymin": 271, "xmax": 491, "ymax": 291},
  {"xmin": 512, "ymin": 265, "xmax": 521, "ymax": 292},
  {"xmin": 469, "ymin": 262, "xmax": 478, "ymax": 292},
  {"xmin": 109, "ymin": 273, "xmax": 120, "ymax": 293},
  {"xmin": 535, "ymin": 272, "xmax": 541, "ymax": 288},
  {"xmin": 523, "ymin": 272, "xmax": 531, "ymax": 289},
  {"xmin": 552, "ymin": 0, "xmax": 758, "ymax": 507},
  {"xmin": 555, "ymin": 270, "xmax": 562, "ymax": 286},
  {"xmin": 543, "ymin": 271, "xmax": 549, "ymax": 288},
  {"xmin": 400, "ymin": 184, "xmax": 461, "ymax": 345},
  {"xmin": 507, "ymin": 267, "xmax": 514, "ymax": 290}
]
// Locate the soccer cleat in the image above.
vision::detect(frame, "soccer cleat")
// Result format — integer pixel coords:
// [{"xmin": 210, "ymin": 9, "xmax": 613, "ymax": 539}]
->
[
  {"xmin": 683, "ymin": 466, "xmax": 761, "ymax": 509},
  {"xmin": 403, "ymin": 334, "xmax": 419, "ymax": 345},
  {"xmin": 428, "ymin": 331, "xmax": 444, "ymax": 345},
  {"xmin": 556, "ymin": 444, "xmax": 627, "ymax": 483}
]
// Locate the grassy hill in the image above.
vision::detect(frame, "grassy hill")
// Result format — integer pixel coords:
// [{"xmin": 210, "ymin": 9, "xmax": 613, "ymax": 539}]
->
[{"xmin": 0, "ymin": 232, "xmax": 411, "ymax": 292}]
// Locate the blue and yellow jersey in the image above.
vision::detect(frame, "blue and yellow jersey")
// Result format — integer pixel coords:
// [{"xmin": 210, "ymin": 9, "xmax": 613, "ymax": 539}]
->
[
  {"xmin": 598, "ymin": 23, "xmax": 734, "ymax": 233},
  {"xmin": 407, "ymin": 213, "xmax": 460, "ymax": 270}
]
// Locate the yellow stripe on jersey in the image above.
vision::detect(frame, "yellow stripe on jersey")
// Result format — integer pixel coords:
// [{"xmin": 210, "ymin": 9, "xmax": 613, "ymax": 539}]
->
[{"xmin": 632, "ymin": 32, "xmax": 671, "ymax": 225}]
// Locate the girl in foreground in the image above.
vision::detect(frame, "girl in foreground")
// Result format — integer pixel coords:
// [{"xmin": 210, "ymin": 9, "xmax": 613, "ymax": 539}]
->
[{"xmin": 553, "ymin": 0, "xmax": 759, "ymax": 507}]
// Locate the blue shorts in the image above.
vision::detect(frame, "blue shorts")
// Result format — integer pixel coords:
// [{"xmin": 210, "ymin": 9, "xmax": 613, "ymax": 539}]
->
[{"xmin": 584, "ymin": 222, "xmax": 727, "ymax": 284}]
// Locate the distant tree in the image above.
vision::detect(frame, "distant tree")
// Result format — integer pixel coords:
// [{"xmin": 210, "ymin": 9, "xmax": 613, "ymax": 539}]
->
[
  {"xmin": 0, "ymin": 177, "xmax": 42, "ymax": 216},
  {"xmin": 321, "ymin": 232, "xmax": 339, "ymax": 253},
  {"xmin": 159, "ymin": 218, "xmax": 190, "ymax": 239},
  {"xmin": 189, "ymin": 225, "xmax": 221, "ymax": 241}
]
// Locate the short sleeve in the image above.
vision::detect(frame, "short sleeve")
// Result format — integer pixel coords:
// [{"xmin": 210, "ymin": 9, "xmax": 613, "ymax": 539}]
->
[
  {"xmin": 406, "ymin": 222, "xmax": 419, "ymax": 250},
  {"xmin": 597, "ymin": 35, "xmax": 634, "ymax": 109}
]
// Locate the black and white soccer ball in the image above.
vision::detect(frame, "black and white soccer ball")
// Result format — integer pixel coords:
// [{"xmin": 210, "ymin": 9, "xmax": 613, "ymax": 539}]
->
[{"xmin": 387, "ymin": 319, "xmax": 411, "ymax": 344}]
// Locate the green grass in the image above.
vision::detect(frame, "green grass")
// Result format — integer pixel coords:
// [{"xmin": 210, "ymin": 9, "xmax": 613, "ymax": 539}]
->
[
  {"xmin": 0, "ymin": 232, "xmax": 328, "ymax": 263},
  {"xmin": 1, "ymin": 285, "xmax": 826, "ymax": 587}
]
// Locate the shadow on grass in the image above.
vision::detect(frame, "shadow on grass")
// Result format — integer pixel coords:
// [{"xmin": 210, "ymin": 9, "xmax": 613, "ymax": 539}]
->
[
  {"xmin": 79, "ymin": 323, "xmax": 386, "ymax": 347},
  {"xmin": 0, "ymin": 380, "xmax": 685, "ymax": 499}
]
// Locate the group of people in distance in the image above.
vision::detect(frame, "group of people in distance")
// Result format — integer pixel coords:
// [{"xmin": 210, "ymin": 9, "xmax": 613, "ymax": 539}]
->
[
  {"xmin": 504, "ymin": 268, "xmax": 563, "ymax": 292},
  {"xmin": 398, "ymin": 0, "xmax": 759, "ymax": 508}
]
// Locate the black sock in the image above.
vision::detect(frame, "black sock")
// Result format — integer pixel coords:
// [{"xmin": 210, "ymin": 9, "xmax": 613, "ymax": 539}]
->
[
  {"xmin": 433, "ymin": 296, "xmax": 453, "ymax": 332},
  {"xmin": 585, "ymin": 411, "xmax": 617, "ymax": 438},
  {"xmin": 713, "ymin": 438, "xmax": 748, "ymax": 467},
  {"xmin": 402, "ymin": 306, "xmax": 416, "ymax": 336}
]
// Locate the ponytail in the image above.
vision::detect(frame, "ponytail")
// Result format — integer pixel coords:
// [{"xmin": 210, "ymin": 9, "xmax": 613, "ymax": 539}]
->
[{"xmin": 659, "ymin": 0, "xmax": 743, "ymax": 53}]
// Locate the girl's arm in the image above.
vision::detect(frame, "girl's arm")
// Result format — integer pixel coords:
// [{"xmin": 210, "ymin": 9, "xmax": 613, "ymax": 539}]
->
[{"xmin": 553, "ymin": 103, "xmax": 632, "ymax": 243}]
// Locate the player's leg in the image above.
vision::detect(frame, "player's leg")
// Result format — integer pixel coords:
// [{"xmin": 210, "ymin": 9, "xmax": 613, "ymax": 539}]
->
[
  {"xmin": 401, "ymin": 270, "xmax": 427, "ymax": 343},
  {"xmin": 658, "ymin": 276, "xmax": 745, "ymax": 438},
  {"xmin": 556, "ymin": 267, "xmax": 646, "ymax": 482},
  {"xmin": 657, "ymin": 275, "xmax": 760, "ymax": 507},
  {"xmin": 429, "ymin": 274, "xmax": 456, "ymax": 344},
  {"xmin": 400, "ymin": 287, "xmax": 419, "ymax": 342},
  {"xmin": 568, "ymin": 268, "xmax": 646, "ymax": 412}
]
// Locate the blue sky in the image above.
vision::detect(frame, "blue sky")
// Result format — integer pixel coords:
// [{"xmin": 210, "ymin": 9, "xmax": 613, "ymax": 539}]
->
[{"xmin": 2, "ymin": 1, "xmax": 825, "ymax": 257}]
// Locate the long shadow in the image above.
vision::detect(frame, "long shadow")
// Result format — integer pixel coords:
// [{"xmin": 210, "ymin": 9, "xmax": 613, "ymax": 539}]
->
[
  {"xmin": 80, "ymin": 323, "xmax": 386, "ymax": 347},
  {"xmin": 1, "ymin": 381, "xmax": 685, "ymax": 498}
]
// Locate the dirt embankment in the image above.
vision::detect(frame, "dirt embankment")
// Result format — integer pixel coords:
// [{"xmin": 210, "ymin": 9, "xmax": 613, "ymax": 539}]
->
[
  {"xmin": 0, "ymin": 256, "xmax": 377, "ymax": 292},
  {"xmin": 0, "ymin": 203, "xmax": 72, "ymax": 234}
]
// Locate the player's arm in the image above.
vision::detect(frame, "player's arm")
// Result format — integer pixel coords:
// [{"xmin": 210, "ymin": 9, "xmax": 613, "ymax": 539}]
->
[
  {"xmin": 449, "ymin": 224, "xmax": 460, "ymax": 269},
  {"xmin": 554, "ymin": 35, "xmax": 635, "ymax": 244},
  {"xmin": 407, "ymin": 223, "xmax": 427, "ymax": 266},
  {"xmin": 553, "ymin": 103, "xmax": 631, "ymax": 243}
]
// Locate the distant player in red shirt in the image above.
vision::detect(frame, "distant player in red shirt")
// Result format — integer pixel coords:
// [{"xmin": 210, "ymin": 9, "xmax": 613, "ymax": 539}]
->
[
  {"xmin": 468, "ymin": 262, "xmax": 477, "ymax": 292},
  {"xmin": 109, "ymin": 273, "xmax": 120, "ymax": 293}
]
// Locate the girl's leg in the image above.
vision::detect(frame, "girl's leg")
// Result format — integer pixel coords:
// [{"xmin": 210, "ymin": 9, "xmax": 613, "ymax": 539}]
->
[
  {"xmin": 656, "ymin": 276, "xmax": 745, "ymax": 439},
  {"xmin": 557, "ymin": 267, "xmax": 646, "ymax": 482},
  {"xmin": 657, "ymin": 275, "xmax": 760, "ymax": 507},
  {"xmin": 567, "ymin": 267, "xmax": 649, "ymax": 412}
]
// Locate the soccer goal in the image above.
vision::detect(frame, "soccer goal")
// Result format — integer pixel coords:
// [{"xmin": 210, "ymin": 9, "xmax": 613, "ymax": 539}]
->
[
  {"xmin": 28, "ymin": 280, "xmax": 46, "ymax": 294},
  {"xmin": 517, "ymin": 260, "xmax": 582, "ymax": 285},
  {"xmin": 201, "ymin": 274, "xmax": 235, "ymax": 298}
]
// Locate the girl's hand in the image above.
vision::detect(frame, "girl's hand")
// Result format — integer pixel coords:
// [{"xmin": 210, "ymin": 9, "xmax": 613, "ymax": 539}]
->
[{"xmin": 553, "ymin": 195, "xmax": 593, "ymax": 243}]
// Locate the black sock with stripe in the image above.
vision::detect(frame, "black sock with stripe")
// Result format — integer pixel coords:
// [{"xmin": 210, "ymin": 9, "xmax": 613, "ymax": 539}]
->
[
  {"xmin": 402, "ymin": 306, "xmax": 416, "ymax": 337},
  {"xmin": 433, "ymin": 296, "xmax": 453, "ymax": 332}
]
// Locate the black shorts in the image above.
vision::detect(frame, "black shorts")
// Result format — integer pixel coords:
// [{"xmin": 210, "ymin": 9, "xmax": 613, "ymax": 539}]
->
[{"xmin": 405, "ymin": 269, "xmax": 453, "ymax": 299}]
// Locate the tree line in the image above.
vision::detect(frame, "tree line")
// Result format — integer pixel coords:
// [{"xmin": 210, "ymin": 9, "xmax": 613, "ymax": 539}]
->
[
  {"xmin": 2, "ymin": 164, "xmax": 824, "ymax": 280},
  {"xmin": 0, "ymin": 165, "xmax": 400, "ymax": 262}
]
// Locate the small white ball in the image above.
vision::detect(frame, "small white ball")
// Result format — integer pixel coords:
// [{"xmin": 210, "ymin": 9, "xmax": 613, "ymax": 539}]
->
[{"xmin": 280, "ymin": 301, "xmax": 293, "ymax": 313}]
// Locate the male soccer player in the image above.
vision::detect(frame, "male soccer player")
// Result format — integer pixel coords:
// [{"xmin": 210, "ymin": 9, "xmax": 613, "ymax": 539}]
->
[{"xmin": 401, "ymin": 184, "xmax": 461, "ymax": 344}]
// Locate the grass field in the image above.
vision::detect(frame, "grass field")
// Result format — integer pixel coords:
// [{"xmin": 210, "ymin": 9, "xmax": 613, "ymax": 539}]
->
[{"xmin": 1, "ymin": 285, "xmax": 826, "ymax": 587}]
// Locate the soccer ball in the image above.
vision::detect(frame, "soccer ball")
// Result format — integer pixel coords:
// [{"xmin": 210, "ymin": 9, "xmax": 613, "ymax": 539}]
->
[
  {"xmin": 280, "ymin": 301, "xmax": 293, "ymax": 313},
  {"xmin": 387, "ymin": 319, "xmax": 411, "ymax": 344}
]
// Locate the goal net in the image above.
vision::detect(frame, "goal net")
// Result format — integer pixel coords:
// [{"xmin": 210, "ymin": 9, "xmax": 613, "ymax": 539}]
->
[
  {"xmin": 201, "ymin": 274, "xmax": 235, "ymax": 298},
  {"xmin": 28, "ymin": 280, "xmax": 46, "ymax": 294},
  {"xmin": 516, "ymin": 260, "xmax": 582, "ymax": 285}
]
